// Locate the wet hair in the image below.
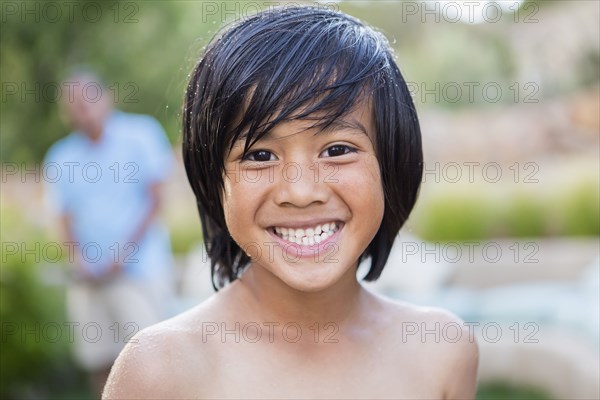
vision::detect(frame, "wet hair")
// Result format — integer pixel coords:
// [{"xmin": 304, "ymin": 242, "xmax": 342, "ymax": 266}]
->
[{"xmin": 183, "ymin": 5, "xmax": 423, "ymax": 290}]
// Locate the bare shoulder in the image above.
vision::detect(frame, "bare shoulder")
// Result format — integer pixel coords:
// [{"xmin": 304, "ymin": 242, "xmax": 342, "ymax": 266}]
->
[
  {"xmin": 415, "ymin": 305, "xmax": 480, "ymax": 399},
  {"xmin": 373, "ymin": 293, "xmax": 478, "ymax": 346},
  {"xmin": 102, "ymin": 298, "xmax": 221, "ymax": 399},
  {"xmin": 370, "ymin": 293, "xmax": 479, "ymax": 399}
]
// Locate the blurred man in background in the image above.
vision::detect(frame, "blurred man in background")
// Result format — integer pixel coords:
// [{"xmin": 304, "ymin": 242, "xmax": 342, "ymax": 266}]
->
[{"xmin": 44, "ymin": 70, "xmax": 174, "ymax": 396}]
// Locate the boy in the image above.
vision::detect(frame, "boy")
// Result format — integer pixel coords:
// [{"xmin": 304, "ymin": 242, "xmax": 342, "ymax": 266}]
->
[{"xmin": 104, "ymin": 6, "xmax": 478, "ymax": 399}]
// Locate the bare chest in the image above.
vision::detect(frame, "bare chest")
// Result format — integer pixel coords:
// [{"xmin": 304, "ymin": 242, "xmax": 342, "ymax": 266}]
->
[{"xmin": 194, "ymin": 340, "xmax": 442, "ymax": 399}]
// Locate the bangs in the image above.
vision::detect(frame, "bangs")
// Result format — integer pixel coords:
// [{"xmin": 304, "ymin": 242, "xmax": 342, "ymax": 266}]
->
[{"xmin": 212, "ymin": 8, "xmax": 390, "ymax": 156}]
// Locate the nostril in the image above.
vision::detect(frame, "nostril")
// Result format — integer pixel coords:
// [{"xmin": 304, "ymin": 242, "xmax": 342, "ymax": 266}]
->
[{"xmin": 273, "ymin": 173, "xmax": 331, "ymax": 208}]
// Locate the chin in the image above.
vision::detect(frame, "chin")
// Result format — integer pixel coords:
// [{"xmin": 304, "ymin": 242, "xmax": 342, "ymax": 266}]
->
[{"xmin": 274, "ymin": 259, "xmax": 355, "ymax": 293}]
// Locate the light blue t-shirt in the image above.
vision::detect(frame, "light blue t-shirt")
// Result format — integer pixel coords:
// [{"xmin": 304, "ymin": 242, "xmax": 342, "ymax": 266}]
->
[{"xmin": 44, "ymin": 111, "xmax": 174, "ymax": 280}]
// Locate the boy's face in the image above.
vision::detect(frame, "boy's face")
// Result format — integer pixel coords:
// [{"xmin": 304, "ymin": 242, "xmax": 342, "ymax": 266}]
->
[{"xmin": 222, "ymin": 101, "xmax": 384, "ymax": 292}]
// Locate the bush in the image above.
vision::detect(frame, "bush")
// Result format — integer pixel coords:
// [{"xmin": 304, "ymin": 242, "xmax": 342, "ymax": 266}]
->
[
  {"xmin": 0, "ymin": 205, "xmax": 89, "ymax": 399},
  {"xmin": 560, "ymin": 181, "xmax": 600, "ymax": 236},
  {"xmin": 410, "ymin": 174, "xmax": 599, "ymax": 241},
  {"xmin": 477, "ymin": 381, "xmax": 553, "ymax": 399}
]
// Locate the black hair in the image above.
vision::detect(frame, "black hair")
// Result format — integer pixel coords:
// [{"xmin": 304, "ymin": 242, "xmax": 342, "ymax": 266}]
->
[{"xmin": 183, "ymin": 5, "xmax": 423, "ymax": 290}]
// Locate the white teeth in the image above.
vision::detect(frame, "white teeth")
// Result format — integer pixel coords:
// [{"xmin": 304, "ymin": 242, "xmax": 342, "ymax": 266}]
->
[{"xmin": 273, "ymin": 222, "xmax": 339, "ymax": 246}]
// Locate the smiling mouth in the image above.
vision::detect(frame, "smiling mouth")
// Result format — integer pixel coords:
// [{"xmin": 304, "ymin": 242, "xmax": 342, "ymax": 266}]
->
[{"xmin": 270, "ymin": 222, "xmax": 340, "ymax": 246}]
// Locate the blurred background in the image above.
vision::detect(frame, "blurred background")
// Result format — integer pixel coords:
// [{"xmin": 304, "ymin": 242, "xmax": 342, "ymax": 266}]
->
[{"xmin": 1, "ymin": 0, "xmax": 598, "ymax": 399}]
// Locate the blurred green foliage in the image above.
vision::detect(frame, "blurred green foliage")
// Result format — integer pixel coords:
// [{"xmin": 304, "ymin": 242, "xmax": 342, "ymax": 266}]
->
[
  {"xmin": 560, "ymin": 182, "xmax": 600, "ymax": 236},
  {"xmin": 1, "ymin": 0, "xmax": 216, "ymax": 163},
  {"xmin": 504, "ymin": 192, "xmax": 549, "ymax": 238},
  {"xmin": 0, "ymin": 204, "xmax": 89, "ymax": 399},
  {"xmin": 169, "ymin": 217, "xmax": 203, "ymax": 255},
  {"xmin": 408, "ymin": 170, "xmax": 600, "ymax": 241},
  {"xmin": 477, "ymin": 381, "xmax": 553, "ymax": 399}
]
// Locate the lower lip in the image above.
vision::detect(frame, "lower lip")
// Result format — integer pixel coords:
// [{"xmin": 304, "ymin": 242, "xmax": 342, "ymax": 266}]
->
[{"xmin": 267, "ymin": 224, "xmax": 344, "ymax": 259}]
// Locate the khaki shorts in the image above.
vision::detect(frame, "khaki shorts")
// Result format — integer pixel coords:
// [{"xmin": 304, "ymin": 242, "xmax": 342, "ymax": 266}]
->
[{"xmin": 66, "ymin": 276, "xmax": 171, "ymax": 371}]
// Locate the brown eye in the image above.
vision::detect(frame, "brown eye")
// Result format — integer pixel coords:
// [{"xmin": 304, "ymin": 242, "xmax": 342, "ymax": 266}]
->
[
  {"xmin": 321, "ymin": 145, "xmax": 354, "ymax": 157},
  {"xmin": 243, "ymin": 150, "xmax": 274, "ymax": 162}
]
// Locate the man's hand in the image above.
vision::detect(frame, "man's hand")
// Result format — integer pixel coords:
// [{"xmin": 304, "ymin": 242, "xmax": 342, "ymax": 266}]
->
[
  {"xmin": 74, "ymin": 261, "xmax": 123, "ymax": 286},
  {"xmin": 105, "ymin": 261, "xmax": 123, "ymax": 280}
]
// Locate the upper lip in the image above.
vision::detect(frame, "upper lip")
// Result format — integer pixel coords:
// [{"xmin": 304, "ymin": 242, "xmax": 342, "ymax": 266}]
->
[{"xmin": 267, "ymin": 218, "xmax": 344, "ymax": 230}]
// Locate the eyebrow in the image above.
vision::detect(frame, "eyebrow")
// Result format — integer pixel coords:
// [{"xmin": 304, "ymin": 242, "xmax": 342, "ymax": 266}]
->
[
  {"xmin": 318, "ymin": 119, "xmax": 369, "ymax": 136},
  {"xmin": 235, "ymin": 118, "xmax": 369, "ymax": 144}
]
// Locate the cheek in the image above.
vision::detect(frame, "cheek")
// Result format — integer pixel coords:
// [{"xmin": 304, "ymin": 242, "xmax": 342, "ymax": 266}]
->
[
  {"xmin": 222, "ymin": 177, "xmax": 243, "ymax": 235},
  {"xmin": 371, "ymin": 161, "xmax": 385, "ymax": 215},
  {"xmin": 222, "ymin": 175, "xmax": 266, "ymax": 240},
  {"xmin": 340, "ymin": 157, "xmax": 385, "ymax": 219},
  {"xmin": 358, "ymin": 156, "xmax": 384, "ymax": 198}
]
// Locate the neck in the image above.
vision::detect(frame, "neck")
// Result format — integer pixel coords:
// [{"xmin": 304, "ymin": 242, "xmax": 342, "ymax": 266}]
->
[{"xmin": 235, "ymin": 263, "xmax": 365, "ymax": 327}]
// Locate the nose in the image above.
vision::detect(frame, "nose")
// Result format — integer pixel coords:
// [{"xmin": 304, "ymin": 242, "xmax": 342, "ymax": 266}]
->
[{"xmin": 273, "ymin": 161, "xmax": 331, "ymax": 208}]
